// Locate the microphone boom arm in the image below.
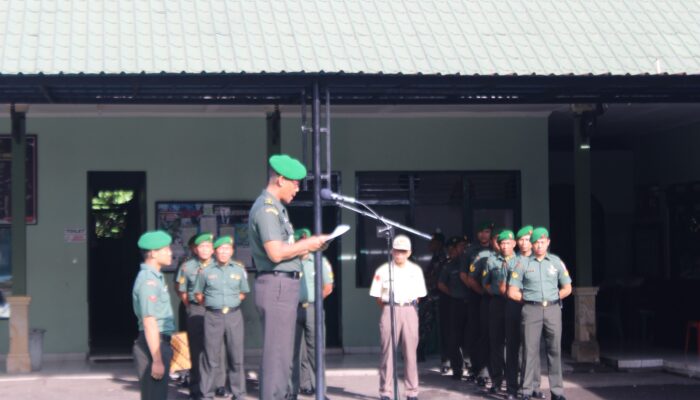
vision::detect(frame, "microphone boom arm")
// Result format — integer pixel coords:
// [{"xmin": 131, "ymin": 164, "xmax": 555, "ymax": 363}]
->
[{"xmin": 333, "ymin": 201, "xmax": 432, "ymax": 240}]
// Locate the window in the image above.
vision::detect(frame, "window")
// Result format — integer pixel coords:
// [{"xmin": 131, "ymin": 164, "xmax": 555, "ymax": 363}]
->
[
  {"xmin": 355, "ymin": 171, "xmax": 520, "ymax": 287},
  {"xmin": 91, "ymin": 190, "xmax": 135, "ymax": 239}
]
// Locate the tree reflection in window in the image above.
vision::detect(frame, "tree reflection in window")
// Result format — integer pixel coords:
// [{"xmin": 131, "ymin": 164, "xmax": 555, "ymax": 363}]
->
[{"xmin": 91, "ymin": 190, "xmax": 134, "ymax": 238}]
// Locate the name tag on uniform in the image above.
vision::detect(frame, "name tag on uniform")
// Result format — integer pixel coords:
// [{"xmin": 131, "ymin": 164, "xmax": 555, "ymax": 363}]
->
[
  {"xmin": 208, "ymin": 274, "xmax": 218, "ymax": 280},
  {"xmin": 231, "ymin": 274, "xmax": 240, "ymax": 280},
  {"xmin": 548, "ymin": 265, "xmax": 557, "ymax": 275}
]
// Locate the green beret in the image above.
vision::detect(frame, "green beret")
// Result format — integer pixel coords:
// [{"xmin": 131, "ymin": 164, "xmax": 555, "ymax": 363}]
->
[
  {"xmin": 294, "ymin": 228, "xmax": 312, "ymax": 241},
  {"xmin": 516, "ymin": 225, "xmax": 534, "ymax": 239},
  {"xmin": 194, "ymin": 232, "xmax": 214, "ymax": 245},
  {"xmin": 530, "ymin": 227, "xmax": 550, "ymax": 243},
  {"xmin": 476, "ymin": 221, "xmax": 494, "ymax": 232},
  {"xmin": 138, "ymin": 230, "xmax": 172, "ymax": 250},
  {"xmin": 269, "ymin": 154, "xmax": 307, "ymax": 180},
  {"xmin": 214, "ymin": 235, "xmax": 234, "ymax": 249},
  {"xmin": 497, "ymin": 230, "xmax": 515, "ymax": 242}
]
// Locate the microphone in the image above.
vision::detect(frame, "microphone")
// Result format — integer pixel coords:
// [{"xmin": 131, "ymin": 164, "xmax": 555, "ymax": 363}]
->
[{"xmin": 320, "ymin": 188, "xmax": 357, "ymax": 204}]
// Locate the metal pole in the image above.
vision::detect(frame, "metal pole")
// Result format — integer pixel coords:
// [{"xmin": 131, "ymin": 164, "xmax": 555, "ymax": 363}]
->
[
  {"xmin": 312, "ymin": 82, "xmax": 325, "ymax": 400},
  {"xmin": 10, "ymin": 104, "xmax": 27, "ymax": 295}
]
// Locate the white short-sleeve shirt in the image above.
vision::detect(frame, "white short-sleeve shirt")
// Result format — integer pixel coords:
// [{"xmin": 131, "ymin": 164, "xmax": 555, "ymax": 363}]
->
[{"xmin": 369, "ymin": 260, "xmax": 427, "ymax": 303}]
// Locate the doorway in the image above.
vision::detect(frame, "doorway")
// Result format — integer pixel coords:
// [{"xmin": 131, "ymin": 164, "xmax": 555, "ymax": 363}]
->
[{"xmin": 87, "ymin": 171, "xmax": 146, "ymax": 356}]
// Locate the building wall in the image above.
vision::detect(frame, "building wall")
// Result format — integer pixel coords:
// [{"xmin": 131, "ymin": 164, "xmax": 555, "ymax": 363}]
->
[{"xmin": 0, "ymin": 113, "xmax": 549, "ymax": 356}]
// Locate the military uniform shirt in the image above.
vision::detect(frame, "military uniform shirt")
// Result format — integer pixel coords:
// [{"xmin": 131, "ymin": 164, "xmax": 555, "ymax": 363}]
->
[
  {"xmin": 438, "ymin": 256, "xmax": 469, "ymax": 299},
  {"xmin": 176, "ymin": 258, "xmax": 214, "ymax": 302},
  {"xmin": 299, "ymin": 254, "xmax": 334, "ymax": 304},
  {"xmin": 132, "ymin": 264, "xmax": 175, "ymax": 335},
  {"xmin": 467, "ymin": 249, "xmax": 494, "ymax": 282},
  {"xmin": 464, "ymin": 244, "xmax": 491, "ymax": 269},
  {"xmin": 369, "ymin": 261, "xmax": 427, "ymax": 303},
  {"xmin": 249, "ymin": 190, "xmax": 301, "ymax": 272},
  {"xmin": 482, "ymin": 254, "xmax": 522, "ymax": 296},
  {"xmin": 194, "ymin": 261, "xmax": 250, "ymax": 309},
  {"xmin": 509, "ymin": 253, "xmax": 572, "ymax": 302}
]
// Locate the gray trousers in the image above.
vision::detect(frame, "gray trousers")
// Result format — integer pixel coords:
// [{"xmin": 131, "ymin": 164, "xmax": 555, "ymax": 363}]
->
[
  {"xmin": 379, "ymin": 304, "xmax": 420, "ymax": 398},
  {"xmin": 186, "ymin": 303, "xmax": 205, "ymax": 396},
  {"xmin": 133, "ymin": 332, "xmax": 173, "ymax": 400},
  {"xmin": 255, "ymin": 274, "xmax": 301, "ymax": 400},
  {"xmin": 521, "ymin": 303, "xmax": 564, "ymax": 397},
  {"xmin": 489, "ymin": 295, "xmax": 506, "ymax": 386},
  {"xmin": 200, "ymin": 308, "xmax": 245, "ymax": 399},
  {"xmin": 290, "ymin": 303, "xmax": 325, "ymax": 394}
]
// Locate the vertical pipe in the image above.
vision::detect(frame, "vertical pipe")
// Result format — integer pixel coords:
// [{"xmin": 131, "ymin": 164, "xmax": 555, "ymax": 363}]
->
[
  {"xmin": 312, "ymin": 82, "xmax": 325, "ymax": 400},
  {"xmin": 325, "ymin": 88, "xmax": 331, "ymax": 186},
  {"xmin": 10, "ymin": 105, "xmax": 27, "ymax": 295}
]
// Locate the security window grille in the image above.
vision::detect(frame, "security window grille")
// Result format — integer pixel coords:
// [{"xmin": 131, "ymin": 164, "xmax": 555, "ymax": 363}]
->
[{"xmin": 355, "ymin": 171, "xmax": 520, "ymax": 287}]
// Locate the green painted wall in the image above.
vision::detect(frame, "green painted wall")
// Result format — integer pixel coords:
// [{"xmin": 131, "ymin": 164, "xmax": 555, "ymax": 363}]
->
[
  {"xmin": 0, "ymin": 113, "xmax": 548, "ymax": 356},
  {"xmin": 280, "ymin": 116, "xmax": 549, "ymax": 349}
]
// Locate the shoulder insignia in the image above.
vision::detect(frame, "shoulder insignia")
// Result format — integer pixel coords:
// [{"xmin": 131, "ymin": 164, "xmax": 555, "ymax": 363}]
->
[
  {"xmin": 511, "ymin": 271, "xmax": 519, "ymax": 279},
  {"xmin": 146, "ymin": 280, "xmax": 157, "ymax": 286},
  {"xmin": 265, "ymin": 207, "xmax": 279, "ymax": 215},
  {"xmin": 469, "ymin": 264, "xmax": 476, "ymax": 272},
  {"xmin": 482, "ymin": 269, "xmax": 488, "ymax": 277},
  {"xmin": 264, "ymin": 198, "xmax": 274, "ymax": 205},
  {"xmin": 178, "ymin": 276, "xmax": 186, "ymax": 284}
]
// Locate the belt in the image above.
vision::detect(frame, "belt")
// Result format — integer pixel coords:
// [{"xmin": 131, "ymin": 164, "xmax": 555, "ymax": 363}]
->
[
  {"xmin": 383, "ymin": 300, "xmax": 417, "ymax": 307},
  {"xmin": 257, "ymin": 270, "xmax": 301, "ymax": 280},
  {"xmin": 206, "ymin": 306, "xmax": 239, "ymax": 314},
  {"xmin": 299, "ymin": 302, "xmax": 314, "ymax": 308},
  {"xmin": 524, "ymin": 299, "xmax": 560, "ymax": 307}
]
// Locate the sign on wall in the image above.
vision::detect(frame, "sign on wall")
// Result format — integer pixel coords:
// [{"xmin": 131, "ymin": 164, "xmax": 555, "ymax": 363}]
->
[
  {"xmin": 0, "ymin": 135, "xmax": 38, "ymax": 225},
  {"xmin": 156, "ymin": 201, "xmax": 253, "ymax": 272}
]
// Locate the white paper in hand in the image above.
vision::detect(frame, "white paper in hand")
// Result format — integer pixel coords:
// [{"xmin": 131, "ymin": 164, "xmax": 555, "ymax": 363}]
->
[{"xmin": 326, "ymin": 224, "xmax": 351, "ymax": 241}]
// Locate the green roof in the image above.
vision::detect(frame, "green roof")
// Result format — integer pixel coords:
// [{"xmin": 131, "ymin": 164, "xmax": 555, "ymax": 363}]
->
[{"xmin": 0, "ymin": 0, "xmax": 699, "ymax": 76}]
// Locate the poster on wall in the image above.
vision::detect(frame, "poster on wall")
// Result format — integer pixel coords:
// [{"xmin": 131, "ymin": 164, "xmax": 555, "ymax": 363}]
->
[
  {"xmin": 0, "ymin": 135, "xmax": 38, "ymax": 225},
  {"xmin": 156, "ymin": 201, "xmax": 253, "ymax": 272}
]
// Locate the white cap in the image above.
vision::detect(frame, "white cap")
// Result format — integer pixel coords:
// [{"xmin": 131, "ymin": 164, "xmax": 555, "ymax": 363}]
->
[{"xmin": 392, "ymin": 235, "xmax": 412, "ymax": 251}]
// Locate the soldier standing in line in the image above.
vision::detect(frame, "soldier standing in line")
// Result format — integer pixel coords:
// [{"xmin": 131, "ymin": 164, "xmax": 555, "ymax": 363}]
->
[
  {"xmin": 508, "ymin": 227, "xmax": 572, "ymax": 400},
  {"xmin": 419, "ymin": 231, "xmax": 447, "ymax": 368}
]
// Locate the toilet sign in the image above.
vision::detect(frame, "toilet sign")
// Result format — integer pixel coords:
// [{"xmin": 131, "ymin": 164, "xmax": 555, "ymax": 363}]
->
[{"xmin": 64, "ymin": 228, "xmax": 86, "ymax": 243}]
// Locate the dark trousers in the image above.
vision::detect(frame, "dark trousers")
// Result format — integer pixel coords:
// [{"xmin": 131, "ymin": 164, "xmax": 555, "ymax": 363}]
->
[
  {"xmin": 438, "ymin": 293, "xmax": 451, "ymax": 363},
  {"xmin": 200, "ymin": 308, "xmax": 245, "ymax": 399},
  {"xmin": 186, "ymin": 303, "xmax": 205, "ymax": 396},
  {"xmin": 522, "ymin": 303, "xmax": 564, "ymax": 397},
  {"xmin": 447, "ymin": 297, "xmax": 469, "ymax": 376},
  {"xmin": 474, "ymin": 295, "xmax": 491, "ymax": 377},
  {"xmin": 255, "ymin": 274, "xmax": 301, "ymax": 400},
  {"xmin": 133, "ymin": 332, "xmax": 173, "ymax": 400},
  {"xmin": 465, "ymin": 295, "xmax": 482, "ymax": 374},
  {"xmin": 291, "ymin": 303, "xmax": 325, "ymax": 394},
  {"xmin": 505, "ymin": 299, "xmax": 523, "ymax": 394},
  {"xmin": 488, "ymin": 296, "xmax": 506, "ymax": 386}
]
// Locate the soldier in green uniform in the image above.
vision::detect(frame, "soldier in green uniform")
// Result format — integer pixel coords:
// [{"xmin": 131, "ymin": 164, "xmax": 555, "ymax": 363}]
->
[
  {"xmin": 504, "ymin": 225, "xmax": 535, "ymax": 399},
  {"xmin": 459, "ymin": 222, "xmax": 493, "ymax": 384},
  {"xmin": 437, "ymin": 236, "xmax": 468, "ymax": 380},
  {"xmin": 482, "ymin": 229, "xmax": 521, "ymax": 395},
  {"xmin": 132, "ymin": 230, "xmax": 175, "ymax": 400},
  {"xmin": 175, "ymin": 232, "xmax": 215, "ymax": 399},
  {"xmin": 419, "ymin": 231, "xmax": 446, "ymax": 368},
  {"xmin": 249, "ymin": 154, "xmax": 327, "ymax": 400},
  {"xmin": 508, "ymin": 227, "xmax": 573, "ymax": 400},
  {"xmin": 289, "ymin": 228, "xmax": 335, "ymax": 399},
  {"xmin": 463, "ymin": 226, "xmax": 499, "ymax": 387},
  {"xmin": 194, "ymin": 235, "xmax": 250, "ymax": 400}
]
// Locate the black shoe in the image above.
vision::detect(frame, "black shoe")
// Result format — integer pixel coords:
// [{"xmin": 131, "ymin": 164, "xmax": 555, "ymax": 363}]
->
[
  {"xmin": 522, "ymin": 397, "xmax": 531, "ymax": 400},
  {"xmin": 476, "ymin": 377, "xmax": 487, "ymax": 387},
  {"xmin": 450, "ymin": 372, "xmax": 463, "ymax": 380},
  {"xmin": 489, "ymin": 386, "xmax": 499, "ymax": 394},
  {"xmin": 407, "ymin": 397, "xmax": 419, "ymax": 400},
  {"xmin": 299, "ymin": 388, "xmax": 315, "ymax": 396},
  {"xmin": 532, "ymin": 391, "xmax": 546, "ymax": 399},
  {"xmin": 506, "ymin": 395, "xmax": 516, "ymax": 400},
  {"xmin": 380, "ymin": 397, "xmax": 391, "ymax": 400},
  {"xmin": 440, "ymin": 366, "xmax": 450, "ymax": 375},
  {"xmin": 551, "ymin": 395, "xmax": 567, "ymax": 400},
  {"xmin": 215, "ymin": 387, "xmax": 228, "ymax": 397}
]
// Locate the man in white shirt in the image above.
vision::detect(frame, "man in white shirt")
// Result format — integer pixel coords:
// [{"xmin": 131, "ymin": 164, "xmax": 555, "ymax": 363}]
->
[{"xmin": 369, "ymin": 235, "xmax": 427, "ymax": 400}]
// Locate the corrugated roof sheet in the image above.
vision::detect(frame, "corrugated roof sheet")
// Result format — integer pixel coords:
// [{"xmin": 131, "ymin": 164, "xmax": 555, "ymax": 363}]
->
[{"xmin": 0, "ymin": 0, "xmax": 699, "ymax": 76}]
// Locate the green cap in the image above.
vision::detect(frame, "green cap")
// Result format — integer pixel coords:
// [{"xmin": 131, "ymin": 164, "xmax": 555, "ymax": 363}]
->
[
  {"xmin": 516, "ymin": 225, "xmax": 534, "ymax": 239},
  {"xmin": 269, "ymin": 154, "xmax": 307, "ymax": 180},
  {"xmin": 214, "ymin": 235, "xmax": 234, "ymax": 249},
  {"xmin": 138, "ymin": 230, "xmax": 172, "ymax": 250},
  {"xmin": 194, "ymin": 232, "xmax": 214, "ymax": 245},
  {"xmin": 530, "ymin": 227, "xmax": 550, "ymax": 243},
  {"xmin": 294, "ymin": 228, "xmax": 312, "ymax": 241},
  {"xmin": 497, "ymin": 230, "xmax": 515, "ymax": 242},
  {"xmin": 476, "ymin": 221, "xmax": 494, "ymax": 232}
]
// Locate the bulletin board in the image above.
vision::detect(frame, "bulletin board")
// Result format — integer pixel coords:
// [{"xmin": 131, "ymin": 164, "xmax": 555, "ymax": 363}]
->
[
  {"xmin": 155, "ymin": 201, "xmax": 253, "ymax": 272},
  {"xmin": 0, "ymin": 135, "xmax": 38, "ymax": 225}
]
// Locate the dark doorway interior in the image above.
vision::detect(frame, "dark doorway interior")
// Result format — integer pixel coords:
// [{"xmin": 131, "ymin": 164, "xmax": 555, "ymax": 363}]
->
[{"xmin": 87, "ymin": 171, "xmax": 146, "ymax": 356}]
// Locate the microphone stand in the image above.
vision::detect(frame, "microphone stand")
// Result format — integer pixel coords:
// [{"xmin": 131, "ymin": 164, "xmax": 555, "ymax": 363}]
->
[{"xmin": 332, "ymin": 199, "xmax": 430, "ymax": 400}]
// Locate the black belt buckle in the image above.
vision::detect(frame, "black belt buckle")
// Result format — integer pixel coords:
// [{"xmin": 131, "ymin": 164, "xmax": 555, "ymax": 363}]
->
[{"xmin": 259, "ymin": 270, "xmax": 301, "ymax": 279}]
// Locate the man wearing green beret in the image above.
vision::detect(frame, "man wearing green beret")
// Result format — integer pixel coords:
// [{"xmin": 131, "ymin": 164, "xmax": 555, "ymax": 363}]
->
[
  {"xmin": 175, "ymin": 232, "xmax": 215, "ymax": 399},
  {"xmin": 132, "ymin": 230, "xmax": 175, "ymax": 400},
  {"xmin": 436, "ymin": 236, "xmax": 469, "ymax": 380},
  {"xmin": 249, "ymin": 154, "xmax": 328, "ymax": 400},
  {"xmin": 482, "ymin": 229, "xmax": 520, "ymax": 396},
  {"xmin": 504, "ymin": 225, "xmax": 536, "ymax": 398},
  {"xmin": 508, "ymin": 227, "xmax": 573, "ymax": 400},
  {"xmin": 289, "ymin": 228, "xmax": 335, "ymax": 399},
  {"xmin": 194, "ymin": 235, "xmax": 250, "ymax": 400}
]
